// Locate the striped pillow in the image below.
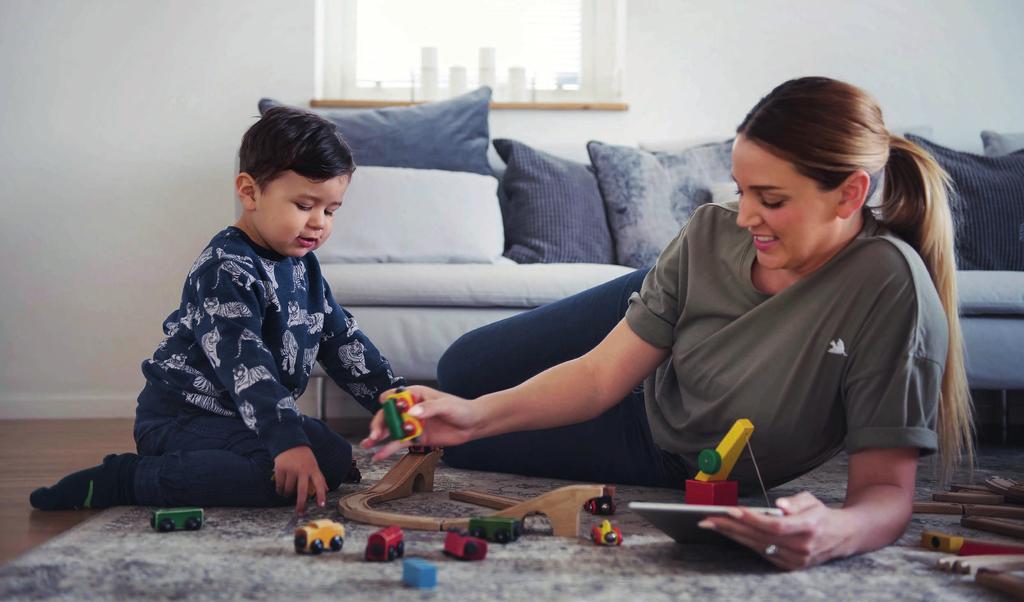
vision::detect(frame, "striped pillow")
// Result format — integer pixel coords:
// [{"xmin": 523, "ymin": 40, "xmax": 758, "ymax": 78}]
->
[
  {"xmin": 908, "ymin": 135, "xmax": 1024, "ymax": 271},
  {"xmin": 494, "ymin": 139, "xmax": 615, "ymax": 264}
]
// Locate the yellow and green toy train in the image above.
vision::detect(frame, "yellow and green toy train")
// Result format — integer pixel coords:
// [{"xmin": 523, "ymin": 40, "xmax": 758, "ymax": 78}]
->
[{"xmin": 382, "ymin": 388, "xmax": 424, "ymax": 442}]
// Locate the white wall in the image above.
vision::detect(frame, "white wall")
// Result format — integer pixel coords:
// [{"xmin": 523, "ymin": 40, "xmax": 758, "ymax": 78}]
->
[{"xmin": 1, "ymin": 0, "xmax": 1022, "ymax": 418}]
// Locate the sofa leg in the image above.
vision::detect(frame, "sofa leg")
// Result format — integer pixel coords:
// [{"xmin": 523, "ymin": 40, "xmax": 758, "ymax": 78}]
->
[
  {"xmin": 1000, "ymin": 389, "xmax": 1008, "ymax": 445},
  {"xmin": 315, "ymin": 376, "xmax": 327, "ymax": 421}
]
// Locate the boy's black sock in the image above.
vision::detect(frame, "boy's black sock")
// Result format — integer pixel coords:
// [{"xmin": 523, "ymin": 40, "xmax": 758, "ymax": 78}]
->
[{"xmin": 30, "ymin": 453, "xmax": 140, "ymax": 511}]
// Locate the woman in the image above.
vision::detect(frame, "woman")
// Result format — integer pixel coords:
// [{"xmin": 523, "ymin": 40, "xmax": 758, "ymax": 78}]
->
[{"xmin": 361, "ymin": 77, "xmax": 974, "ymax": 570}]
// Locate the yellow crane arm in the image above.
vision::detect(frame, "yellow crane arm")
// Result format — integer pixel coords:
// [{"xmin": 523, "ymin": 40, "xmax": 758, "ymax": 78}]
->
[{"xmin": 694, "ymin": 418, "xmax": 754, "ymax": 482}]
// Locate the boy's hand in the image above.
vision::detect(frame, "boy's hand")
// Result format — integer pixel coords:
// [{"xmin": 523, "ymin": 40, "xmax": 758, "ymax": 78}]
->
[
  {"xmin": 360, "ymin": 385, "xmax": 482, "ymax": 461},
  {"xmin": 273, "ymin": 445, "xmax": 327, "ymax": 515}
]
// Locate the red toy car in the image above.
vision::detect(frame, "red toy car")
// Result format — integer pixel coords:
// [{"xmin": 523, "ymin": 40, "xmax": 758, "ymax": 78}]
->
[
  {"xmin": 365, "ymin": 525, "xmax": 405, "ymax": 561},
  {"xmin": 443, "ymin": 529, "xmax": 488, "ymax": 561},
  {"xmin": 584, "ymin": 495, "xmax": 616, "ymax": 516}
]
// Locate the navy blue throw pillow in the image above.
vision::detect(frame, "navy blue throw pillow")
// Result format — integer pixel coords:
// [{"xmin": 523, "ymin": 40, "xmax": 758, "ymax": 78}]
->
[
  {"xmin": 908, "ymin": 135, "xmax": 1024, "ymax": 271},
  {"xmin": 493, "ymin": 139, "xmax": 615, "ymax": 264},
  {"xmin": 259, "ymin": 87, "xmax": 492, "ymax": 176}
]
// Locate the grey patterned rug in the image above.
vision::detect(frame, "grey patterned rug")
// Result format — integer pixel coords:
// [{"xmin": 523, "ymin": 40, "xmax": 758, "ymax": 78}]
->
[{"xmin": 2, "ymin": 447, "xmax": 1023, "ymax": 602}]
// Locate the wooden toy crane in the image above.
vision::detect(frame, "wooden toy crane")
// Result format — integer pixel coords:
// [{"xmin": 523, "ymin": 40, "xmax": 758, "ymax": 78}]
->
[{"xmin": 684, "ymin": 418, "xmax": 755, "ymax": 507}]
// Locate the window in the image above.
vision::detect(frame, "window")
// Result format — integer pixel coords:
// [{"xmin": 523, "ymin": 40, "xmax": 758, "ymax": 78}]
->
[{"xmin": 316, "ymin": 0, "xmax": 626, "ymax": 105}]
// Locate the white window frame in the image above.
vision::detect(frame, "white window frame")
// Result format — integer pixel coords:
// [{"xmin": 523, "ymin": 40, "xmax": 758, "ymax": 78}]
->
[{"xmin": 315, "ymin": 0, "xmax": 626, "ymax": 103}]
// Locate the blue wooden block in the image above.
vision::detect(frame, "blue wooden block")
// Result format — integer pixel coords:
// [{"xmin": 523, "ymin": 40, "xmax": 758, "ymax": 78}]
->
[{"xmin": 402, "ymin": 558, "xmax": 437, "ymax": 589}]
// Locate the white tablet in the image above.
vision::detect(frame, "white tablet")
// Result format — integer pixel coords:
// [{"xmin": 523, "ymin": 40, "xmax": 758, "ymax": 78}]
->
[{"xmin": 629, "ymin": 502, "xmax": 784, "ymax": 544}]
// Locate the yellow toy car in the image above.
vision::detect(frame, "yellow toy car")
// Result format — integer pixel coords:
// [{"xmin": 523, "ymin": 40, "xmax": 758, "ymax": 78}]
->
[
  {"xmin": 591, "ymin": 519, "xmax": 623, "ymax": 546},
  {"xmin": 294, "ymin": 519, "xmax": 345, "ymax": 554}
]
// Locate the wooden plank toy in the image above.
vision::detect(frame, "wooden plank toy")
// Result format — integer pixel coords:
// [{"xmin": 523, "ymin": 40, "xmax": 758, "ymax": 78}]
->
[{"xmin": 962, "ymin": 516, "xmax": 1024, "ymax": 540}]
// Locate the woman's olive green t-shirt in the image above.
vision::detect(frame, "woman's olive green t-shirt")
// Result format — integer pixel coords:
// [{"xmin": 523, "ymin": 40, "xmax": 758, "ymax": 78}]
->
[{"xmin": 624, "ymin": 202, "xmax": 947, "ymax": 487}]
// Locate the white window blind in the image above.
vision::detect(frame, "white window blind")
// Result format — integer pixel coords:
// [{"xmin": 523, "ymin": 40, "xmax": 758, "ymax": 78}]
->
[{"xmin": 316, "ymin": 0, "xmax": 625, "ymax": 103}]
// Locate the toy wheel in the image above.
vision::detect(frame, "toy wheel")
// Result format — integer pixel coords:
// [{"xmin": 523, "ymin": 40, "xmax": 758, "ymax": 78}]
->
[
  {"xmin": 310, "ymin": 539, "xmax": 324, "ymax": 555},
  {"xmin": 150, "ymin": 515, "xmax": 156, "ymax": 529},
  {"xmin": 396, "ymin": 541, "xmax": 405, "ymax": 557},
  {"xmin": 471, "ymin": 528, "xmax": 485, "ymax": 539},
  {"xmin": 294, "ymin": 532, "xmax": 308, "ymax": 553},
  {"xmin": 512, "ymin": 523, "xmax": 522, "ymax": 540},
  {"xmin": 184, "ymin": 517, "xmax": 201, "ymax": 531},
  {"xmin": 395, "ymin": 399, "xmax": 409, "ymax": 412},
  {"xmin": 158, "ymin": 518, "xmax": 175, "ymax": 533},
  {"xmin": 495, "ymin": 530, "xmax": 509, "ymax": 544},
  {"xmin": 330, "ymin": 535, "xmax": 343, "ymax": 551},
  {"xmin": 464, "ymin": 541, "xmax": 478, "ymax": 557},
  {"xmin": 604, "ymin": 531, "xmax": 619, "ymax": 545},
  {"xmin": 387, "ymin": 546, "xmax": 398, "ymax": 561},
  {"xmin": 698, "ymin": 448, "xmax": 722, "ymax": 474}
]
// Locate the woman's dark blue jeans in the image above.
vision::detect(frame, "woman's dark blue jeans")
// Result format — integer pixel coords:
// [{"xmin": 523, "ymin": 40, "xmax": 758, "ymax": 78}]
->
[
  {"xmin": 437, "ymin": 267, "xmax": 688, "ymax": 489},
  {"xmin": 132, "ymin": 391, "xmax": 353, "ymax": 507}
]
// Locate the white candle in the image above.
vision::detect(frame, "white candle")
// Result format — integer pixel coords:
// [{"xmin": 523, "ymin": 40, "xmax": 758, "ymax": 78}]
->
[
  {"xmin": 449, "ymin": 65, "xmax": 467, "ymax": 96},
  {"xmin": 508, "ymin": 66, "xmax": 527, "ymax": 102},
  {"xmin": 420, "ymin": 47, "xmax": 438, "ymax": 100},
  {"xmin": 478, "ymin": 47, "xmax": 496, "ymax": 90}
]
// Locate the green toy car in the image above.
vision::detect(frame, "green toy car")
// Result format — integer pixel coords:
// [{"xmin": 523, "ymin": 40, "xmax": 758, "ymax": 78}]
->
[
  {"xmin": 150, "ymin": 507, "xmax": 204, "ymax": 532},
  {"xmin": 468, "ymin": 516, "xmax": 522, "ymax": 544}
]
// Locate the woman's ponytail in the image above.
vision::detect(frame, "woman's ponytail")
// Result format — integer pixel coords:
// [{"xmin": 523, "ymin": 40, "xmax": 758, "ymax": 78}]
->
[{"xmin": 879, "ymin": 135, "xmax": 974, "ymax": 483}]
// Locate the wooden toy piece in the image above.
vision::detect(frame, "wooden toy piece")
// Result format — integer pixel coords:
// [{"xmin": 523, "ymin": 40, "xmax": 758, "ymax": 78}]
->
[
  {"xmin": 448, "ymin": 484, "xmax": 609, "ymax": 538},
  {"xmin": 584, "ymin": 494, "xmax": 616, "ymax": 516},
  {"xmin": 962, "ymin": 516, "xmax": 1024, "ymax": 540},
  {"xmin": 151, "ymin": 508, "xmax": 204, "ymax": 532},
  {"xmin": 590, "ymin": 519, "xmax": 623, "ymax": 546},
  {"xmin": 338, "ymin": 447, "xmax": 606, "ymax": 537},
  {"xmin": 922, "ymin": 531, "xmax": 964, "ymax": 553},
  {"xmin": 938, "ymin": 554, "xmax": 1024, "ymax": 575},
  {"xmin": 933, "ymin": 491, "xmax": 1005, "ymax": 505},
  {"xmin": 913, "ymin": 501, "xmax": 964, "ymax": 515},
  {"xmin": 402, "ymin": 558, "xmax": 437, "ymax": 589},
  {"xmin": 952, "ymin": 483, "xmax": 997, "ymax": 493},
  {"xmin": 685, "ymin": 480, "xmax": 739, "ymax": 506},
  {"xmin": 975, "ymin": 569, "xmax": 1024, "ymax": 600},
  {"xmin": 294, "ymin": 519, "xmax": 345, "ymax": 554},
  {"xmin": 468, "ymin": 516, "xmax": 522, "ymax": 544},
  {"xmin": 381, "ymin": 387, "xmax": 423, "ymax": 442},
  {"xmin": 339, "ymin": 449, "xmax": 447, "ymax": 531},
  {"xmin": 443, "ymin": 529, "xmax": 488, "ymax": 561},
  {"xmin": 986, "ymin": 477, "xmax": 1024, "ymax": 505},
  {"xmin": 694, "ymin": 419, "xmax": 754, "ymax": 482},
  {"xmin": 365, "ymin": 525, "xmax": 405, "ymax": 561},
  {"xmin": 922, "ymin": 530, "xmax": 1024, "ymax": 555},
  {"xmin": 914, "ymin": 502, "xmax": 1024, "ymax": 520}
]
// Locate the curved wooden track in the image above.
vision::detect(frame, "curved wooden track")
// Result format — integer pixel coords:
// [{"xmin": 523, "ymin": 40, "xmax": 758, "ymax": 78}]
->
[{"xmin": 338, "ymin": 449, "xmax": 609, "ymax": 537}]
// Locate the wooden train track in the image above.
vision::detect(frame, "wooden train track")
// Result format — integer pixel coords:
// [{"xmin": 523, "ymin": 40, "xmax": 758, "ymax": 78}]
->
[{"xmin": 338, "ymin": 449, "xmax": 609, "ymax": 537}]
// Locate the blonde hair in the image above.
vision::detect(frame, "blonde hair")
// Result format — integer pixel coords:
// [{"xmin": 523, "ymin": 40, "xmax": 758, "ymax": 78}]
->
[{"xmin": 738, "ymin": 77, "xmax": 974, "ymax": 482}]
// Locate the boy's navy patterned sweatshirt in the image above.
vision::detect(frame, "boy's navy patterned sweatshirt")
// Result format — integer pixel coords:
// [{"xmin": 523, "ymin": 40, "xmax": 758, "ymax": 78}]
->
[{"xmin": 140, "ymin": 227, "xmax": 404, "ymax": 458}]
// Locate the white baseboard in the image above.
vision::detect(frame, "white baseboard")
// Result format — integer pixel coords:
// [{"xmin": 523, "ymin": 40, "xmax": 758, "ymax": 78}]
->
[{"xmin": 0, "ymin": 393, "xmax": 139, "ymax": 419}]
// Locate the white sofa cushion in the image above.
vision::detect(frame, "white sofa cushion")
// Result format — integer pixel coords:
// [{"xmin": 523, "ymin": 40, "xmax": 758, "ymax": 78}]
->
[
  {"xmin": 323, "ymin": 262, "xmax": 636, "ymax": 308},
  {"xmin": 318, "ymin": 166, "xmax": 504, "ymax": 263}
]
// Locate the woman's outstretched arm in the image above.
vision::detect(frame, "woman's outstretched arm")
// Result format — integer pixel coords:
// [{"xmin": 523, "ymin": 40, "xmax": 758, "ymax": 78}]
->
[{"xmin": 362, "ymin": 319, "xmax": 670, "ymax": 459}]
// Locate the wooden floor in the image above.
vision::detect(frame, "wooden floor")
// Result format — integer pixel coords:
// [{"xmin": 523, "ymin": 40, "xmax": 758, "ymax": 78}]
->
[
  {"xmin": 0, "ymin": 419, "xmax": 136, "ymax": 565},
  {"xmin": 0, "ymin": 418, "xmax": 366, "ymax": 566}
]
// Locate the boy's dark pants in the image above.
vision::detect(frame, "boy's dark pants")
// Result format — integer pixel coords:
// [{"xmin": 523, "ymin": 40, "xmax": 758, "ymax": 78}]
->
[{"xmin": 133, "ymin": 395, "xmax": 352, "ymax": 507}]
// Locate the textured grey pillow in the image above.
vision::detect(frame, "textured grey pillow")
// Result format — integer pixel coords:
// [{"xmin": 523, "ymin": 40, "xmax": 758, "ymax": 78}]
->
[
  {"xmin": 258, "ymin": 88, "xmax": 493, "ymax": 175},
  {"xmin": 587, "ymin": 140, "xmax": 733, "ymax": 268},
  {"xmin": 908, "ymin": 134, "xmax": 1024, "ymax": 271},
  {"xmin": 494, "ymin": 139, "xmax": 614, "ymax": 264},
  {"xmin": 981, "ymin": 130, "xmax": 1024, "ymax": 157}
]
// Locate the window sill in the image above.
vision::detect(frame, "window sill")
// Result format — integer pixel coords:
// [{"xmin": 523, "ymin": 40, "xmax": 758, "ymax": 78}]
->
[{"xmin": 310, "ymin": 99, "xmax": 628, "ymax": 111}]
